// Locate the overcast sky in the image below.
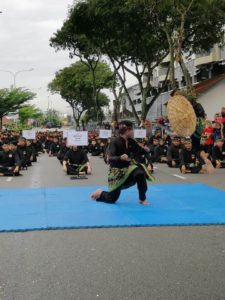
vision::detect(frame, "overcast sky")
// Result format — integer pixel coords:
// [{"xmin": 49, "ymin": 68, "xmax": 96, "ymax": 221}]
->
[{"xmin": 0, "ymin": 0, "xmax": 78, "ymax": 114}]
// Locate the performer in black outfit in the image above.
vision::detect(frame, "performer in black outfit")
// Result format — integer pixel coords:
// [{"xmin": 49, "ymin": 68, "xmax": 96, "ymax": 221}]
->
[{"xmin": 91, "ymin": 121, "xmax": 154, "ymax": 205}]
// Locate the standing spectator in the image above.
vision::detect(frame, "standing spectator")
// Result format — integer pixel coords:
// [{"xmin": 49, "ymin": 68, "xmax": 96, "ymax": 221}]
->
[{"xmin": 203, "ymin": 120, "xmax": 214, "ymax": 150}]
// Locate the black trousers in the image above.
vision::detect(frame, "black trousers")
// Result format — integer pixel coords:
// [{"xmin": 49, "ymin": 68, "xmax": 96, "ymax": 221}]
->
[
  {"xmin": 0, "ymin": 166, "xmax": 19, "ymax": 176},
  {"xmin": 66, "ymin": 164, "xmax": 87, "ymax": 175},
  {"xmin": 97, "ymin": 167, "xmax": 148, "ymax": 204}
]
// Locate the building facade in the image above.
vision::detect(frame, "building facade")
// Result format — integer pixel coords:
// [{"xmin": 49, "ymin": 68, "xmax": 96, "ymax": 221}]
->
[{"xmin": 121, "ymin": 44, "xmax": 225, "ymax": 121}]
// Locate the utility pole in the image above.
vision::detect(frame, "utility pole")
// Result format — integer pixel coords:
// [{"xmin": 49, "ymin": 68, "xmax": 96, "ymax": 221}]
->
[{"xmin": 0, "ymin": 68, "xmax": 34, "ymax": 88}]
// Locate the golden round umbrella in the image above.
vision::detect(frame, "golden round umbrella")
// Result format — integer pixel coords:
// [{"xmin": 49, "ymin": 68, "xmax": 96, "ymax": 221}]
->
[{"xmin": 167, "ymin": 95, "xmax": 196, "ymax": 137}]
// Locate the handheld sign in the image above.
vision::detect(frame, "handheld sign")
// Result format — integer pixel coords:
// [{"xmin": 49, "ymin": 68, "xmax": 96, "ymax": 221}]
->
[
  {"xmin": 63, "ymin": 130, "xmax": 68, "ymax": 138},
  {"xmin": 99, "ymin": 129, "xmax": 112, "ymax": 139},
  {"xmin": 22, "ymin": 130, "xmax": 36, "ymax": 140},
  {"xmin": 67, "ymin": 131, "xmax": 88, "ymax": 146},
  {"xmin": 134, "ymin": 129, "xmax": 147, "ymax": 139}
]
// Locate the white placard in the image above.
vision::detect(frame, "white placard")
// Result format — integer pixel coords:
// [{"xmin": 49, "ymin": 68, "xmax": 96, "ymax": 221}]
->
[
  {"xmin": 67, "ymin": 131, "xmax": 88, "ymax": 146},
  {"xmin": 134, "ymin": 129, "xmax": 147, "ymax": 139},
  {"xmin": 63, "ymin": 130, "xmax": 68, "ymax": 138},
  {"xmin": 99, "ymin": 130, "xmax": 112, "ymax": 139},
  {"xmin": 22, "ymin": 130, "xmax": 36, "ymax": 140}
]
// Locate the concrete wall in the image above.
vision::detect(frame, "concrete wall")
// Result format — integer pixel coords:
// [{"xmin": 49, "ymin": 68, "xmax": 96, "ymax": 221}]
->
[{"xmin": 198, "ymin": 79, "xmax": 225, "ymax": 119}]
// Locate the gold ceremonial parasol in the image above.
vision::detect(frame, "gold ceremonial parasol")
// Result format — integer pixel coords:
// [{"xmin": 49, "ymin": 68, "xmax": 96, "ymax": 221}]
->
[{"xmin": 167, "ymin": 95, "xmax": 196, "ymax": 137}]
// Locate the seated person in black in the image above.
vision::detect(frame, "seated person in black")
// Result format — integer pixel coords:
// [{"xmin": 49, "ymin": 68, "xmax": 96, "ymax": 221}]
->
[
  {"xmin": 212, "ymin": 138, "xmax": 225, "ymax": 168},
  {"xmin": 149, "ymin": 138, "xmax": 159, "ymax": 159},
  {"xmin": 154, "ymin": 138, "xmax": 168, "ymax": 163},
  {"xmin": 167, "ymin": 136, "xmax": 181, "ymax": 168},
  {"xmin": 88, "ymin": 140, "xmax": 102, "ymax": 156},
  {"xmin": 0, "ymin": 142, "xmax": 21, "ymax": 176},
  {"xmin": 63, "ymin": 146, "xmax": 91, "ymax": 175},
  {"xmin": 49, "ymin": 138, "xmax": 61, "ymax": 157},
  {"xmin": 179, "ymin": 138, "xmax": 212, "ymax": 174},
  {"xmin": 32, "ymin": 138, "xmax": 44, "ymax": 154},
  {"xmin": 17, "ymin": 138, "xmax": 33, "ymax": 168},
  {"xmin": 27, "ymin": 140, "xmax": 37, "ymax": 163},
  {"xmin": 57, "ymin": 139, "xmax": 69, "ymax": 165}
]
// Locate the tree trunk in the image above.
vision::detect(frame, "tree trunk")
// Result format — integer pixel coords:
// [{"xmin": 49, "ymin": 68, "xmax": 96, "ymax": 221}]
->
[
  {"xmin": 179, "ymin": 58, "xmax": 193, "ymax": 90},
  {"xmin": 72, "ymin": 108, "xmax": 80, "ymax": 128},
  {"xmin": 0, "ymin": 117, "xmax": 2, "ymax": 129},
  {"xmin": 109, "ymin": 58, "xmax": 140, "ymax": 124}
]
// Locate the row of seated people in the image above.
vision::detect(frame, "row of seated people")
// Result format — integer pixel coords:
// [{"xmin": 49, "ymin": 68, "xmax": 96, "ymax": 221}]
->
[
  {"xmin": 142, "ymin": 135, "xmax": 225, "ymax": 174},
  {"xmin": 45, "ymin": 132, "xmax": 225, "ymax": 176},
  {"xmin": 0, "ymin": 137, "xmax": 43, "ymax": 177},
  {"xmin": 45, "ymin": 137, "xmax": 109, "ymax": 157}
]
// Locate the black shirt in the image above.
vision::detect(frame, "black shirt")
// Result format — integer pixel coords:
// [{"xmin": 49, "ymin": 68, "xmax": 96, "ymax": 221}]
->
[
  {"xmin": 0, "ymin": 150, "xmax": 20, "ymax": 167},
  {"xmin": 212, "ymin": 145, "xmax": 225, "ymax": 161},
  {"xmin": 64, "ymin": 149, "xmax": 88, "ymax": 165},
  {"xmin": 167, "ymin": 145, "xmax": 181, "ymax": 161},
  {"xmin": 108, "ymin": 136, "xmax": 150, "ymax": 168},
  {"xmin": 179, "ymin": 148, "xmax": 199, "ymax": 166},
  {"xmin": 154, "ymin": 145, "xmax": 168, "ymax": 162}
]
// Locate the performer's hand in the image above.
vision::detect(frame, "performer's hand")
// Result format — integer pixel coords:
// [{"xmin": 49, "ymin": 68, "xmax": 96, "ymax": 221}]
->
[{"xmin": 120, "ymin": 154, "xmax": 130, "ymax": 161}]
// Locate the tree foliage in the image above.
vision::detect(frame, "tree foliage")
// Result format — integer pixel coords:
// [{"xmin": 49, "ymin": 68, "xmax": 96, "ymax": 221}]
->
[
  {"xmin": 48, "ymin": 61, "xmax": 111, "ymax": 126},
  {"xmin": 19, "ymin": 105, "xmax": 43, "ymax": 125},
  {"xmin": 50, "ymin": 0, "xmax": 225, "ymax": 121},
  {"xmin": 0, "ymin": 88, "xmax": 35, "ymax": 128}
]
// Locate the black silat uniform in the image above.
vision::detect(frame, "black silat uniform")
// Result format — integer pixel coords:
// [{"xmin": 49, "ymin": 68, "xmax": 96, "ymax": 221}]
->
[
  {"xmin": 154, "ymin": 144, "xmax": 168, "ymax": 163},
  {"xmin": 27, "ymin": 144, "xmax": 37, "ymax": 162},
  {"xmin": 50, "ymin": 143, "xmax": 61, "ymax": 156},
  {"xmin": 17, "ymin": 145, "xmax": 32, "ymax": 167},
  {"xmin": 0, "ymin": 150, "xmax": 21, "ymax": 176},
  {"xmin": 33, "ymin": 140, "xmax": 43, "ymax": 154},
  {"xmin": 179, "ymin": 148, "xmax": 201, "ymax": 173},
  {"xmin": 96, "ymin": 136, "xmax": 150, "ymax": 204},
  {"xmin": 63, "ymin": 148, "xmax": 88, "ymax": 175},
  {"xmin": 167, "ymin": 145, "xmax": 181, "ymax": 167},
  {"xmin": 57, "ymin": 144, "xmax": 69, "ymax": 164},
  {"xmin": 89, "ymin": 143, "xmax": 102, "ymax": 156},
  {"xmin": 212, "ymin": 144, "xmax": 225, "ymax": 168}
]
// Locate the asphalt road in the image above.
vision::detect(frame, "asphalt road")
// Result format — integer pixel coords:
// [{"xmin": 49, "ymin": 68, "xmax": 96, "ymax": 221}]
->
[{"xmin": 0, "ymin": 154, "xmax": 225, "ymax": 300}]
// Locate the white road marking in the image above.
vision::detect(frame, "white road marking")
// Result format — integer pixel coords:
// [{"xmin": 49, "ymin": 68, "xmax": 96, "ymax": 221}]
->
[
  {"xmin": 173, "ymin": 174, "xmax": 187, "ymax": 180},
  {"xmin": 6, "ymin": 177, "xmax": 12, "ymax": 182}
]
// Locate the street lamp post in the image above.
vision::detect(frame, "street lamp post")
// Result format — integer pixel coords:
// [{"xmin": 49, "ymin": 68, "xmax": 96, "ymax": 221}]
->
[{"xmin": 0, "ymin": 68, "xmax": 34, "ymax": 88}]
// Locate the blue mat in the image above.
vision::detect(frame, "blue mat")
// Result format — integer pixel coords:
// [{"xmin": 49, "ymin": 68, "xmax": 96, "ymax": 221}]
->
[{"xmin": 0, "ymin": 184, "xmax": 225, "ymax": 232}]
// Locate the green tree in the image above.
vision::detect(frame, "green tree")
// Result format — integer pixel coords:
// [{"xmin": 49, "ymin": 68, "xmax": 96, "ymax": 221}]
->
[
  {"xmin": 48, "ymin": 62, "xmax": 110, "ymax": 127},
  {"xmin": 0, "ymin": 88, "xmax": 35, "ymax": 129},
  {"xmin": 50, "ymin": 0, "xmax": 169, "ymax": 121},
  {"xmin": 19, "ymin": 105, "xmax": 43, "ymax": 125},
  {"xmin": 41, "ymin": 109, "xmax": 62, "ymax": 127},
  {"xmin": 149, "ymin": 0, "xmax": 225, "ymax": 90}
]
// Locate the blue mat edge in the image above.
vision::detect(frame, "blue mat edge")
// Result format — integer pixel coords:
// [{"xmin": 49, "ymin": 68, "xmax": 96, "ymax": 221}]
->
[{"xmin": 1, "ymin": 222, "xmax": 225, "ymax": 233}]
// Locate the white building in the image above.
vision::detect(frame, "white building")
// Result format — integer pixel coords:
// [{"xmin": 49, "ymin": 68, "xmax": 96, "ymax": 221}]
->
[{"xmin": 122, "ymin": 44, "xmax": 225, "ymax": 121}]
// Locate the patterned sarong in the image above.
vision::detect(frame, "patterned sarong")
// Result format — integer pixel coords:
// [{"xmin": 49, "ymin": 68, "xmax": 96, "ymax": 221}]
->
[{"xmin": 108, "ymin": 162, "xmax": 154, "ymax": 193}]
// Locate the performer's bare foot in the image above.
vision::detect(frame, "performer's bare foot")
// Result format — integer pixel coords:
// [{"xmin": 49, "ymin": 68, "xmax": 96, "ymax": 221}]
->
[
  {"xmin": 91, "ymin": 189, "xmax": 103, "ymax": 200},
  {"xmin": 139, "ymin": 200, "xmax": 150, "ymax": 206}
]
